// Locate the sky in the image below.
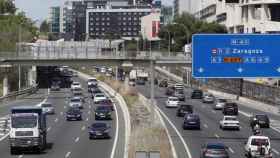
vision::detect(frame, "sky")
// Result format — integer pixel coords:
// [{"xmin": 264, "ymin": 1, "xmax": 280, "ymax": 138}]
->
[{"xmin": 15, "ymin": 0, "xmax": 173, "ymax": 24}]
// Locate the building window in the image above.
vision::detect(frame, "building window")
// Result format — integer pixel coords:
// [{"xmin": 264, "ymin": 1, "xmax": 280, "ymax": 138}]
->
[
  {"xmin": 102, "ymin": 17, "xmax": 105, "ymax": 21},
  {"xmin": 107, "ymin": 22, "xmax": 110, "ymax": 26},
  {"xmin": 123, "ymin": 17, "xmax": 126, "ymax": 20},
  {"xmin": 123, "ymin": 22, "xmax": 126, "ymax": 25},
  {"xmin": 123, "ymin": 28, "xmax": 127, "ymax": 31},
  {"xmin": 102, "ymin": 22, "xmax": 105, "ymax": 25},
  {"xmin": 134, "ymin": 17, "xmax": 137, "ymax": 21},
  {"xmin": 96, "ymin": 18, "xmax": 99, "ymax": 21},
  {"xmin": 102, "ymin": 28, "xmax": 105, "ymax": 31},
  {"xmin": 90, "ymin": 28, "xmax": 93, "ymax": 31},
  {"xmin": 128, "ymin": 28, "xmax": 131, "ymax": 31},
  {"xmin": 127, "ymin": 32, "xmax": 131, "ymax": 35},
  {"xmin": 128, "ymin": 12, "xmax": 131, "ymax": 15},
  {"xmin": 128, "ymin": 17, "xmax": 131, "ymax": 21},
  {"xmin": 107, "ymin": 17, "xmax": 110, "ymax": 20},
  {"xmin": 90, "ymin": 22, "xmax": 94, "ymax": 26},
  {"xmin": 123, "ymin": 32, "xmax": 126, "ymax": 35}
]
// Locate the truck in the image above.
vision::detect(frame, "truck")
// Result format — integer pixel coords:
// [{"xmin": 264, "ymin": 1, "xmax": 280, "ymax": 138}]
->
[{"xmin": 9, "ymin": 106, "xmax": 47, "ymax": 154}]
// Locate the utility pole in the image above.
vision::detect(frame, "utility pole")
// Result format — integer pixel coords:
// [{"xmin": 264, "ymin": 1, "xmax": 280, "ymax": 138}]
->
[
  {"xmin": 18, "ymin": 25, "xmax": 22, "ymax": 91},
  {"xmin": 150, "ymin": 59, "xmax": 155, "ymax": 122}
]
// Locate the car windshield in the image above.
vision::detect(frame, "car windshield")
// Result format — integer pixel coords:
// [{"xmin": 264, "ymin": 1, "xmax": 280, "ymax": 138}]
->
[
  {"xmin": 256, "ymin": 115, "xmax": 268, "ymax": 120},
  {"xmin": 225, "ymin": 117, "xmax": 236, "ymax": 121},
  {"xmin": 68, "ymin": 109, "xmax": 80, "ymax": 113},
  {"xmin": 74, "ymin": 93, "xmax": 82, "ymax": 96},
  {"xmin": 218, "ymin": 99, "xmax": 227, "ymax": 103},
  {"xmin": 181, "ymin": 105, "xmax": 192, "ymax": 110},
  {"xmin": 91, "ymin": 123, "xmax": 106, "ymax": 128},
  {"xmin": 89, "ymin": 79, "xmax": 97, "ymax": 82},
  {"xmin": 169, "ymin": 98, "xmax": 178, "ymax": 101},
  {"xmin": 71, "ymin": 98, "xmax": 81, "ymax": 102},
  {"xmin": 207, "ymin": 144, "xmax": 226, "ymax": 150},
  {"xmin": 12, "ymin": 115, "xmax": 37, "ymax": 128},
  {"xmin": 251, "ymin": 138, "xmax": 269, "ymax": 146},
  {"xmin": 96, "ymin": 106, "xmax": 111, "ymax": 111},
  {"xmin": 41, "ymin": 104, "xmax": 52, "ymax": 107},
  {"xmin": 73, "ymin": 83, "xmax": 80, "ymax": 85},
  {"xmin": 96, "ymin": 94, "xmax": 105, "ymax": 98}
]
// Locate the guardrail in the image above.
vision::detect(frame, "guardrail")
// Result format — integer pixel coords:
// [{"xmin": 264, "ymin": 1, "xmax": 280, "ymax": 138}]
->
[{"xmin": 0, "ymin": 84, "xmax": 38, "ymax": 102}]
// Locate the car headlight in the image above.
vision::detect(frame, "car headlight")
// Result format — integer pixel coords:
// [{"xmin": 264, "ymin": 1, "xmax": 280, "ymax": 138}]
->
[
  {"xmin": 104, "ymin": 129, "xmax": 109, "ymax": 133},
  {"xmin": 108, "ymin": 112, "xmax": 111, "ymax": 115}
]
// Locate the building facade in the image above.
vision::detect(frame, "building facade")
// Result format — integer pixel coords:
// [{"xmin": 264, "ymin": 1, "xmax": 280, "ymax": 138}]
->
[
  {"xmin": 141, "ymin": 11, "xmax": 161, "ymax": 41},
  {"xmin": 193, "ymin": 0, "xmax": 280, "ymax": 33},
  {"xmin": 86, "ymin": 7, "xmax": 152, "ymax": 39},
  {"xmin": 49, "ymin": 7, "xmax": 61, "ymax": 33}
]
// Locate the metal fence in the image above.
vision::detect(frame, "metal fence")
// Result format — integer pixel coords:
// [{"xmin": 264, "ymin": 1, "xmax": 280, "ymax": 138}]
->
[{"xmin": 0, "ymin": 84, "xmax": 38, "ymax": 102}]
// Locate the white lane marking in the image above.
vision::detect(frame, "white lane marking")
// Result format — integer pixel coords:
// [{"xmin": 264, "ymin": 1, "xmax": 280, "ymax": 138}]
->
[
  {"xmin": 203, "ymin": 124, "xmax": 208, "ymax": 129},
  {"xmin": 215, "ymin": 134, "xmax": 220, "ymax": 138},
  {"xmin": 60, "ymin": 112, "xmax": 63, "ymax": 116},
  {"xmin": 272, "ymin": 148, "xmax": 280, "ymax": 155},
  {"xmin": 157, "ymin": 106, "xmax": 193, "ymax": 158},
  {"xmin": 229, "ymin": 147, "xmax": 235, "ymax": 154},
  {"xmin": 65, "ymin": 151, "xmax": 71, "ymax": 158},
  {"xmin": 88, "ymin": 111, "xmax": 90, "ymax": 114},
  {"xmin": 75, "ymin": 137, "xmax": 80, "ymax": 143},
  {"xmin": 81, "ymin": 126, "xmax": 86, "ymax": 131},
  {"xmin": 0, "ymin": 132, "xmax": 9, "ymax": 142},
  {"xmin": 64, "ymin": 106, "xmax": 66, "ymax": 109},
  {"xmin": 89, "ymin": 105, "xmax": 91, "ymax": 109},
  {"xmin": 86, "ymin": 118, "xmax": 89, "ymax": 121},
  {"xmin": 211, "ymin": 110, "xmax": 216, "ymax": 114},
  {"xmin": 54, "ymin": 118, "xmax": 58, "ymax": 123},
  {"xmin": 47, "ymin": 127, "xmax": 51, "ymax": 132},
  {"xmin": 18, "ymin": 155, "xmax": 23, "ymax": 158}
]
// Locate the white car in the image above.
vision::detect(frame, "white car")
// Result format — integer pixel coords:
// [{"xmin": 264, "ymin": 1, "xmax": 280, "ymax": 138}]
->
[
  {"xmin": 202, "ymin": 93, "xmax": 215, "ymax": 103},
  {"xmin": 219, "ymin": 116, "xmax": 240, "ymax": 130},
  {"xmin": 71, "ymin": 82, "xmax": 81, "ymax": 90},
  {"xmin": 214, "ymin": 99, "xmax": 227, "ymax": 110},
  {"xmin": 93, "ymin": 93, "xmax": 107, "ymax": 103},
  {"xmin": 165, "ymin": 97, "xmax": 179, "ymax": 108},
  {"xmin": 69, "ymin": 97, "xmax": 83, "ymax": 109},
  {"xmin": 40, "ymin": 102, "xmax": 55, "ymax": 114},
  {"xmin": 244, "ymin": 135, "xmax": 272, "ymax": 158},
  {"xmin": 87, "ymin": 78, "xmax": 98, "ymax": 86}
]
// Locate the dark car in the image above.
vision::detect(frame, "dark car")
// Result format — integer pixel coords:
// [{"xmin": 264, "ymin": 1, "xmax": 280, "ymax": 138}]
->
[
  {"xmin": 182, "ymin": 114, "xmax": 200, "ymax": 130},
  {"xmin": 250, "ymin": 114, "xmax": 270, "ymax": 128},
  {"xmin": 90, "ymin": 87, "xmax": 102, "ymax": 98},
  {"xmin": 222, "ymin": 102, "xmax": 238, "ymax": 115},
  {"xmin": 201, "ymin": 143, "xmax": 229, "ymax": 158},
  {"xmin": 165, "ymin": 86, "xmax": 175, "ymax": 96},
  {"xmin": 136, "ymin": 79, "xmax": 145, "ymax": 85},
  {"xmin": 174, "ymin": 90, "xmax": 185, "ymax": 101},
  {"xmin": 177, "ymin": 104, "xmax": 193, "ymax": 117},
  {"xmin": 191, "ymin": 89, "xmax": 203, "ymax": 99},
  {"xmin": 88, "ymin": 122, "xmax": 111, "ymax": 139},
  {"xmin": 66, "ymin": 108, "xmax": 82, "ymax": 121},
  {"xmin": 88, "ymin": 84, "xmax": 98, "ymax": 92},
  {"xmin": 159, "ymin": 79, "xmax": 168, "ymax": 87},
  {"xmin": 95, "ymin": 106, "xmax": 112, "ymax": 120},
  {"xmin": 50, "ymin": 82, "xmax": 60, "ymax": 91},
  {"xmin": 96, "ymin": 99, "xmax": 114, "ymax": 111}
]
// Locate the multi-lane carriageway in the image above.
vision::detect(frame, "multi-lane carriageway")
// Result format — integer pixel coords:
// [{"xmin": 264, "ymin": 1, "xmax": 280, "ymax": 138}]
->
[
  {"xmin": 0, "ymin": 76, "xmax": 126, "ymax": 158},
  {"xmin": 136, "ymin": 83, "xmax": 280, "ymax": 158}
]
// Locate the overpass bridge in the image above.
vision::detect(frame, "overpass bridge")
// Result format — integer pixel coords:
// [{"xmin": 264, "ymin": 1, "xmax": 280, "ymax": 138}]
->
[{"xmin": 0, "ymin": 41, "xmax": 192, "ymax": 67}]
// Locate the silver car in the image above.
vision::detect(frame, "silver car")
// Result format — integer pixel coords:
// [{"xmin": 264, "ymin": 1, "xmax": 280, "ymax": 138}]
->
[
  {"xmin": 69, "ymin": 97, "xmax": 83, "ymax": 109},
  {"xmin": 202, "ymin": 93, "xmax": 215, "ymax": 103},
  {"xmin": 41, "ymin": 102, "xmax": 55, "ymax": 114},
  {"xmin": 214, "ymin": 99, "xmax": 227, "ymax": 110}
]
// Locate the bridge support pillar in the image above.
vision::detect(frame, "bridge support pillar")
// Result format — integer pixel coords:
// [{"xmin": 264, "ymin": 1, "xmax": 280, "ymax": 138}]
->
[
  {"xmin": 3, "ymin": 75, "xmax": 9, "ymax": 96},
  {"xmin": 150, "ymin": 60, "xmax": 155, "ymax": 122}
]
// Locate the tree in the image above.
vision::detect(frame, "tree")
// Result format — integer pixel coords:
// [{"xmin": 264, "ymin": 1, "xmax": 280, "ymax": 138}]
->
[
  {"xmin": 159, "ymin": 12, "xmax": 227, "ymax": 52},
  {"xmin": 40, "ymin": 20, "xmax": 49, "ymax": 33},
  {"xmin": 0, "ymin": 0, "xmax": 16, "ymax": 14}
]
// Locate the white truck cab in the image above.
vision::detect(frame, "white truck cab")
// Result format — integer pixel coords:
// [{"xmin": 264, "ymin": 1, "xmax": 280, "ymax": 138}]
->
[{"xmin": 244, "ymin": 135, "xmax": 272, "ymax": 158}]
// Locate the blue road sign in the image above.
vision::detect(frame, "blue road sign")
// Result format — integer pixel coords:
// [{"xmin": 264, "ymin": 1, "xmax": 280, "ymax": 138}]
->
[{"xmin": 192, "ymin": 34, "xmax": 280, "ymax": 78}]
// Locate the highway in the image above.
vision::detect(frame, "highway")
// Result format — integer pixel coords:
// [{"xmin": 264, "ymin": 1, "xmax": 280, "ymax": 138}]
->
[
  {"xmin": 0, "ymin": 77, "xmax": 125, "ymax": 158},
  {"xmin": 136, "ymin": 83, "xmax": 280, "ymax": 158}
]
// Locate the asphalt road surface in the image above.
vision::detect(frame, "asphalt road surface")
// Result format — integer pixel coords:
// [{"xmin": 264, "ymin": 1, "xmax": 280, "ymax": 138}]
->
[
  {"xmin": 136, "ymin": 83, "xmax": 280, "ymax": 158},
  {"xmin": 0, "ymin": 76, "xmax": 125, "ymax": 158}
]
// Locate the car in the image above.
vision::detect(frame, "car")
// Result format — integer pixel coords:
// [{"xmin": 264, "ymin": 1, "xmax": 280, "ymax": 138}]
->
[
  {"xmin": 66, "ymin": 108, "xmax": 82, "ymax": 121},
  {"xmin": 50, "ymin": 82, "xmax": 60, "ymax": 91},
  {"xmin": 250, "ymin": 114, "xmax": 270, "ymax": 128},
  {"xmin": 165, "ymin": 97, "xmax": 179, "ymax": 108},
  {"xmin": 244, "ymin": 135, "xmax": 272, "ymax": 158},
  {"xmin": 165, "ymin": 86, "xmax": 175, "ymax": 96},
  {"xmin": 223, "ymin": 102, "xmax": 238, "ymax": 115},
  {"xmin": 214, "ymin": 99, "xmax": 227, "ymax": 110},
  {"xmin": 73, "ymin": 71, "xmax": 78, "ymax": 77},
  {"xmin": 182, "ymin": 114, "xmax": 200, "ymax": 130},
  {"xmin": 136, "ymin": 79, "xmax": 145, "ymax": 85},
  {"xmin": 219, "ymin": 116, "xmax": 240, "ymax": 130},
  {"xmin": 40, "ymin": 102, "xmax": 55, "ymax": 114},
  {"xmin": 100, "ymin": 67, "xmax": 107, "ymax": 73},
  {"xmin": 90, "ymin": 87, "xmax": 102, "ymax": 98},
  {"xmin": 88, "ymin": 122, "xmax": 111, "ymax": 139},
  {"xmin": 69, "ymin": 97, "xmax": 83, "ymax": 109},
  {"xmin": 174, "ymin": 90, "xmax": 185, "ymax": 101},
  {"xmin": 93, "ymin": 93, "xmax": 107, "ymax": 104},
  {"xmin": 191, "ymin": 89, "xmax": 203, "ymax": 99},
  {"xmin": 158, "ymin": 79, "xmax": 168, "ymax": 87},
  {"xmin": 71, "ymin": 82, "xmax": 81, "ymax": 90},
  {"xmin": 72, "ymin": 91, "xmax": 85, "ymax": 103},
  {"xmin": 88, "ymin": 78, "xmax": 98, "ymax": 87},
  {"xmin": 202, "ymin": 93, "xmax": 215, "ymax": 103},
  {"xmin": 201, "ymin": 143, "xmax": 229, "ymax": 158},
  {"xmin": 129, "ymin": 80, "xmax": 136, "ymax": 86},
  {"xmin": 177, "ymin": 104, "xmax": 193, "ymax": 117},
  {"xmin": 95, "ymin": 106, "xmax": 113, "ymax": 120},
  {"xmin": 96, "ymin": 99, "xmax": 114, "ymax": 111}
]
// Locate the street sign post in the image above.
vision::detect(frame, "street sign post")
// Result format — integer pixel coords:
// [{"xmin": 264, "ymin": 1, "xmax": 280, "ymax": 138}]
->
[{"xmin": 192, "ymin": 34, "xmax": 280, "ymax": 78}]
